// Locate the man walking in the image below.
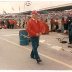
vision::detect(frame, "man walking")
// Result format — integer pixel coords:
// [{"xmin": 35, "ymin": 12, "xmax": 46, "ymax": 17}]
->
[{"xmin": 26, "ymin": 10, "xmax": 45, "ymax": 64}]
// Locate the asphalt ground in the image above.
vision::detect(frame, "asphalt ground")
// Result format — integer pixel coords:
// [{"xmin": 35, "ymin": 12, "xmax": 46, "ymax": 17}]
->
[{"xmin": 0, "ymin": 29, "xmax": 72, "ymax": 70}]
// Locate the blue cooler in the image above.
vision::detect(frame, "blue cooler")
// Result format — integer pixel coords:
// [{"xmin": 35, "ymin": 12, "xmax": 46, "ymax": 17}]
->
[{"xmin": 19, "ymin": 30, "xmax": 29, "ymax": 45}]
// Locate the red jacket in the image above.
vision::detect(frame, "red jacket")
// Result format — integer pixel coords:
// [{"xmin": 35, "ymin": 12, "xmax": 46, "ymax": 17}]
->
[
  {"xmin": 9, "ymin": 20, "xmax": 14, "ymax": 25},
  {"xmin": 44, "ymin": 23, "xmax": 49, "ymax": 34},
  {"xmin": 13, "ymin": 20, "xmax": 17, "ymax": 24},
  {"xmin": 26, "ymin": 18, "xmax": 45, "ymax": 37}
]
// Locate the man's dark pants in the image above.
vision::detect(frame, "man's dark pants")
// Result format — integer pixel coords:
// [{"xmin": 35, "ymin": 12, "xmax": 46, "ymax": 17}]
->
[
  {"xmin": 30, "ymin": 36, "xmax": 40, "ymax": 60},
  {"xmin": 68, "ymin": 25, "xmax": 72, "ymax": 44}
]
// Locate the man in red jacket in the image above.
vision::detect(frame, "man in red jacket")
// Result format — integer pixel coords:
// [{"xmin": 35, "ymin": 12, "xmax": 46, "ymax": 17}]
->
[
  {"xmin": 9, "ymin": 19, "xmax": 14, "ymax": 29},
  {"xmin": 26, "ymin": 10, "xmax": 44, "ymax": 64}
]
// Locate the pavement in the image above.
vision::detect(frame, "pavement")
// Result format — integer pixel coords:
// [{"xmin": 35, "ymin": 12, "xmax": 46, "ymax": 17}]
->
[
  {"xmin": 0, "ymin": 29, "xmax": 72, "ymax": 70},
  {"xmin": 40, "ymin": 32, "xmax": 72, "ymax": 52},
  {"xmin": 1, "ymin": 29, "xmax": 72, "ymax": 52}
]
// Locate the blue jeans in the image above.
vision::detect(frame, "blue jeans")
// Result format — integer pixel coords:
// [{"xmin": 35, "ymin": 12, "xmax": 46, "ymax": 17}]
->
[
  {"xmin": 68, "ymin": 25, "xmax": 72, "ymax": 44},
  {"xmin": 31, "ymin": 36, "xmax": 40, "ymax": 59}
]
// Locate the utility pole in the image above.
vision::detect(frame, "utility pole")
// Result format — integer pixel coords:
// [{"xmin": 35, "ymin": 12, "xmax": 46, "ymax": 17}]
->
[
  {"xmin": 23, "ymin": 1, "xmax": 31, "ymax": 29},
  {"xmin": 18, "ymin": 5, "xmax": 21, "ymax": 28}
]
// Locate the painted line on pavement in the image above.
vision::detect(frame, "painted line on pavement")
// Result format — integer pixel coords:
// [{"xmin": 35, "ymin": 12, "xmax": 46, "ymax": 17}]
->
[
  {"xmin": 39, "ymin": 40, "xmax": 46, "ymax": 43},
  {"xmin": 40, "ymin": 41, "xmax": 62, "ymax": 51},
  {"xmin": 0, "ymin": 34, "xmax": 64, "ymax": 51},
  {"xmin": 46, "ymin": 43, "xmax": 52, "ymax": 46},
  {"xmin": 1, "ymin": 34, "xmax": 19, "ymax": 36},
  {"xmin": 51, "ymin": 46, "xmax": 62, "ymax": 51},
  {"xmin": 0, "ymin": 37, "xmax": 72, "ymax": 69}
]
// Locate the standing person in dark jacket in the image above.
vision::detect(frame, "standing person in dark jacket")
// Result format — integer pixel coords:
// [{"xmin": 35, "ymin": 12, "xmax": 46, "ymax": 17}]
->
[
  {"xmin": 6, "ymin": 19, "xmax": 10, "ymax": 29},
  {"xmin": 67, "ymin": 13, "xmax": 72, "ymax": 48},
  {"xmin": 54, "ymin": 18, "xmax": 59, "ymax": 31},
  {"xmin": 26, "ymin": 10, "xmax": 45, "ymax": 64},
  {"xmin": 1, "ymin": 20, "xmax": 4, "ymax": 26},
  {"xmin": 50, "ymin": 18, "xmax": 54, "ymax": 31}
]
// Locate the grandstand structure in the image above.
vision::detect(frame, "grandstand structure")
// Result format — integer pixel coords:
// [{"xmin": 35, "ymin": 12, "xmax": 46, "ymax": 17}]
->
[{"xmin": 19, "ymin": 3, "xmax": 72, "ymax": 15}]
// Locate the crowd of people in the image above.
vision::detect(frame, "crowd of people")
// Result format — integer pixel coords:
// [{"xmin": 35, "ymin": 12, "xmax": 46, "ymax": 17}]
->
[
  {"xmin": 0, "ymin": 19, "xmax": 17, "ymax": 29},
  {"xmin": 0, "ymin": 9, "xmax": 72, "ymax": 36},
  {"xmin": 38, "ymin": 9, "xmax": 72, "ymax": 34}
]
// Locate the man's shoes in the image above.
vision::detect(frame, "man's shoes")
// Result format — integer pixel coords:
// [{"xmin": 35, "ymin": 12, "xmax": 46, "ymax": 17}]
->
[{"xmin": 36, "ymin": 59, "xmax": 42, "ymax": 64}]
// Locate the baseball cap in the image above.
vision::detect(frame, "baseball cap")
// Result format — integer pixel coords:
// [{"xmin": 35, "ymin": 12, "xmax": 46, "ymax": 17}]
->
[{"xmin": 31, "ymin": 10, "xmax": 38, "ymax": 15}]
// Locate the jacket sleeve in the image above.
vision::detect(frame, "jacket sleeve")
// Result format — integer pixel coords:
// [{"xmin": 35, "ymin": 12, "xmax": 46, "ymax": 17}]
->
[
  {"xmin": 39, "ymin": 21, "xmax": 45, "ymax": 33},
  {"xmin": 26, "ymin": 20, "xmax": 36, "ymax": 36}
]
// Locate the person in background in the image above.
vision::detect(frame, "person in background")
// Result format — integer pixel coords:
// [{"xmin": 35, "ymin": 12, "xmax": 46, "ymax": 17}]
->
[
  {"xmin": 1, "ymin": 20, "xmax": 4, "ymax": 27},
  {"xmin": 54, "ymin": 18, "xmax": 59, "ymax": 31},
  {"xmin": 22, "ymin": 21, "xmax": 25, "ymax": 28},
  {"xmin": 61, "ymin": 17, "xmax": 65, "ymax": 33},
  {"xmin": 6, "ymin": 19, "xmax": 10, "ymax": 29},
  {"xmin": 67, "ymin": 13, "xmax": 72, "ymax": 48},
  {"xmin": 63, "ymin": 17, "xmax": 68, "ymax": 34},
  {"xmin": 50, "ymin": 18, "xmax": 54, "ymax": 32},
  {"xmin": 42, "ymin": 19, "xmax": 49, "ymax": 34},
  {"xmin": 9, "ymin": 19, "xmax": 14, "ymax": 29},
  {"xmin": 26, "ymin": 10, "xmax": 45, "ymax": 64},
  {"xmin": 13, "ymin": 19, "xmax": 17, "ymax": 29}
]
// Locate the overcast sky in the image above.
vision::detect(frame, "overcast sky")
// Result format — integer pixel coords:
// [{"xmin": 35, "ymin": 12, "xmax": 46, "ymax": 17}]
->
[{"xmin": 0, "ymin": 1, "xmax": 72, "ymax": 14}]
